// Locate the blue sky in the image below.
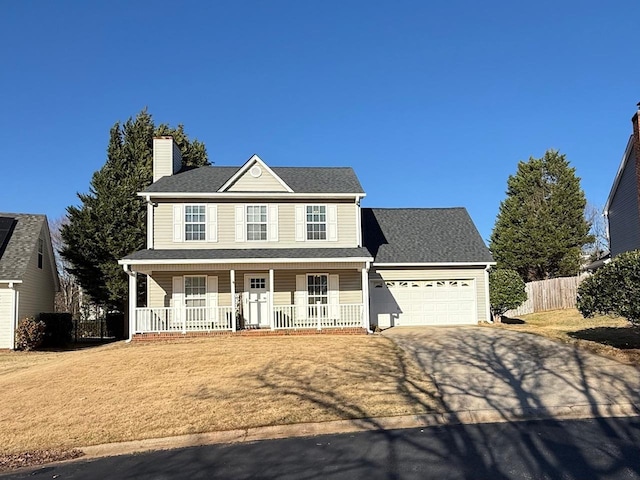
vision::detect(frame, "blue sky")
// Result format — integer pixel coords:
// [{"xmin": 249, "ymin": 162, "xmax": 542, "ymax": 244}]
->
[{"xmin": 1, "ymin": 0, "xmax": 638, "ymax": 242}]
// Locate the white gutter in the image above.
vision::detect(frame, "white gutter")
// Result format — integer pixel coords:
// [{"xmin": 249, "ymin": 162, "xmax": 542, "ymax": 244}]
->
[
  {"xmin": 374, "ymin": 262, "xmax": 497, "ymax": 267},
  {"xmin": 118, "ymin": 256, "xmax": 374, "ymax": 266},
  {"xmin": 137, "ymin": 192, "xmax": 366, "ymax": 199},
  {"xmin": 0, "ymin": 280, "xmax": 23, "ymax": 285}
]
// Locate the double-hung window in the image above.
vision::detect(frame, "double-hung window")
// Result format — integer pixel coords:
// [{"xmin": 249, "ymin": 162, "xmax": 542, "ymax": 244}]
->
[
  {"xmin": 185, "ymin": 205, "xmax": 206, "ymax": 241},
  {"xmin": 246, "ymin": 205, "xmax": 267, "ymax": 241},
  {"xmin": 307, "ymin": 274, "xmax": 328, "ymax": 319},
  {"xmin": 306, "ymin": 205, "xmax": 327, "ymax": 240}
]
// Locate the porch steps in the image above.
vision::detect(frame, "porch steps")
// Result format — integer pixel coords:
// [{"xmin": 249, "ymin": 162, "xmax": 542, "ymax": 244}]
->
[{"xmin": 132, "ymin": 327, "xmax": 368, "ymax": 341}]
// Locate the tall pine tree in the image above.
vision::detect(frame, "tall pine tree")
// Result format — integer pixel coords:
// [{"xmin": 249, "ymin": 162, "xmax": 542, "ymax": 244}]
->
[
  {"xmin": 490, "ymin": 150, "xmax": 592, "ymax": 281},
  {"xmin": 61, "ymin": 109, "xmax": 209, "ymax": 311}
]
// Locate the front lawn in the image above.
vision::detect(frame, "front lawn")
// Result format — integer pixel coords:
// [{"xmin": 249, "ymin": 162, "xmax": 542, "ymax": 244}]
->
[
  {"xmin": 0, "ymin": 335, "xmax": 441, "ymax": 461},
  {"xmin": 488, "ymin": 309, "xmax": 640, "ymax": 365}
]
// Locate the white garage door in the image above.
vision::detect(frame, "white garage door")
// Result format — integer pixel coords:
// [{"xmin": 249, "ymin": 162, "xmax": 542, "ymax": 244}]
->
[{"xmin": 370, "ymin": 279, "xmax": 477, "ymax": 327}]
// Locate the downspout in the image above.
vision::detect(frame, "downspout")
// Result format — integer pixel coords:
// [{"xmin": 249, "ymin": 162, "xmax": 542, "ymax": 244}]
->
[
  {"xmin": 484, "ymin": 264, "xmax": 492, "ymax": 324},
  {"xmin": 8, "ymin": 282, "xmax": 18, "ymax": 349},
  {"xmin": 122, "ymin": 264, "xmax": 136, "ymax": 342}
]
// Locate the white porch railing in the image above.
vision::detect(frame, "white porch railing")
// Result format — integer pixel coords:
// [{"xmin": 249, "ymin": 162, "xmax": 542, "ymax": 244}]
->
[
  {"xmin": 134, "ymin": 303, "xmax": 364, "ymax": 333},
  {"xmin": 134, "ymin": 306, "xmax": 234, "ymax": 333},
  {"xmin": 273, "ymin": 304, "xmax": 363, "ymax": 330}
]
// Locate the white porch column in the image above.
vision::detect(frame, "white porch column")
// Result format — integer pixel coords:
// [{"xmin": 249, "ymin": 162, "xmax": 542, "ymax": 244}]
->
[
  {"xmin": 269, "ymin": 269, "xmax": 275, "ymax": 330},
  {"xmin": 361, "ymin": 264, "xmax": 371, "ymax": 332},
  {"xmin": 230, "ymin": 269, "xmax": 236, "ymax": 331},
  {"xmin": 128, "ymin": 268, "xmax": 137, "ymax": 340}
]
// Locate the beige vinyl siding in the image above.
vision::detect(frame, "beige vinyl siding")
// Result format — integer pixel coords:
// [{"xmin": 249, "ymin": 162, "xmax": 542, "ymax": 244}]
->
[
  {"xmin": 0, "ymin": 287, "xmax": 13, "ymax": 349},
  {"xmin": 17, "ymin": 227, "xmax": 56, "ymax": 320},
  {"xmin": 226, "ymin": 167, "xmax": 289, "ymax": 192},
  {"xmin": 370, "ymin": 266, "xmax": 489, "ymax": 322},
  {"xmin": 146, "ymin": 269, "xmax": 363, "ymax": 308},
  {"xmin": 153, "ymin": 201, "xmax": 359, "ymax": 249}
]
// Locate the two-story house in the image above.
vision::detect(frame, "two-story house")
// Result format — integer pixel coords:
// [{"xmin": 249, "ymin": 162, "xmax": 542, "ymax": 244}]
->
[
  {"xmin": 119, "ymin": 137, "xmax": 493, "ymax": 339},
  {"xmin": 604, "ymin": 104, "xmax": 640, "ymax": 256}
]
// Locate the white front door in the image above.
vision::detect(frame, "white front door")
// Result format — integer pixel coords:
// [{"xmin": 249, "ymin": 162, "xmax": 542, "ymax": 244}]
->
[{"xmin": 245, "ymin": 275, "xmax": 269, "ymax": 327}]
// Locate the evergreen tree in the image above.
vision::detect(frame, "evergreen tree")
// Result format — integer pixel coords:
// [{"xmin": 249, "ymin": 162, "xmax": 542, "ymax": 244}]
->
[
  {"xmin": 489, "ymin": 150, "xmax": 592, "ymax": 281},
  {"xmin": 61, "ymin": 109, "xmax": 209, "ymax": 311}
]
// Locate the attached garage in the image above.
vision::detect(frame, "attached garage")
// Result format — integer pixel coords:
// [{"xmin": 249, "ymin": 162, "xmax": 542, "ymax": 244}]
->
[
  {"xmin": 362, "ymin": 208, "xmax": 495, "ymax": 329},
  {"xmin": 370, "ymin": 278, "xmax": 476, "ymax": 327}
]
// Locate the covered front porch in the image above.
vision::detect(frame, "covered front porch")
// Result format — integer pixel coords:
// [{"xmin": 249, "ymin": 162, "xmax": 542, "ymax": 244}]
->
[{"xmin": 119, "ymin": 249, "xmax": 373, "ymax": 337}]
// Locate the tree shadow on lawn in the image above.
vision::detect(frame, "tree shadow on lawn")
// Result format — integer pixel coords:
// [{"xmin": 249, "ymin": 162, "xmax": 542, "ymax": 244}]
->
[{"xmin": 568, "ymin": 326, "xmax": 640, "ymax": 350}]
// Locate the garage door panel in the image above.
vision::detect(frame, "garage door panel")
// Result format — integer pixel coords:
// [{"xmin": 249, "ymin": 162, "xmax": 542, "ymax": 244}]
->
[{"xmin": 371, "ymin": 279, "xmax": 476, "ymax": 326}]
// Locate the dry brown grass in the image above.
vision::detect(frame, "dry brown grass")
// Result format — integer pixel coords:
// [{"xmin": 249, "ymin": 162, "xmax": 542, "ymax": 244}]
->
[
  {"xmin": 486, "ymin": 309, "xmax": 640, "ymax": 365},
  {"xmin": 0, "ymin": 335, "xmax": 441, "ymax": 456}
]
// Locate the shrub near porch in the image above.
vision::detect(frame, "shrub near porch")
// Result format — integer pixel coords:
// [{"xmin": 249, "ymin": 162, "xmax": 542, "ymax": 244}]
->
[{"xmin": 0, "ymin": 335, "xmax": 441, "ymax": 457}]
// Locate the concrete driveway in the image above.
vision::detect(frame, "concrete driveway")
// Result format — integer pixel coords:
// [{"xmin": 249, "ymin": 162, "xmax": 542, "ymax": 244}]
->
[{"xmin": 384, "ymin": 327, "xmax": 640, "ymax": 420}]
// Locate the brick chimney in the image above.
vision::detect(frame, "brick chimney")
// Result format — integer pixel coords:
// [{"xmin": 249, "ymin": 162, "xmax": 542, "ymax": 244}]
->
[{"xmin": 153, "ymin": 137, "xmax": 182, "ymax": 182}]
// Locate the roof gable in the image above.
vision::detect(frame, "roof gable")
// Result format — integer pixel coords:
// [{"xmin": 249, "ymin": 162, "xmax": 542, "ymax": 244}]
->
[
  {"xmin": 219, "ymin": 155, "xmax": 293, "ymax": 193},
  {"xmin": 605, "ymin": 135, "xmax": 635, "ymax": 213},
  {"xmin": 0, "ymin": 213, "xmax": 55, "ymax": 282},
  {"xmin": 362, "ymin": 208, "xmax": 494, "ymax": 264}
]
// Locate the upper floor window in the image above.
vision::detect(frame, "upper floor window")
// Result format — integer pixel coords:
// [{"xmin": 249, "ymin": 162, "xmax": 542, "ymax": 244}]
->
[
  {"xmin": 306, "ymin": 205, "xmax": 327, "ymax": 240},
  {"xmin": 37, "ymin": 238, "xmax": 43, "ymax": 269},
  {"xmin": 185, "ymin": 205, "xmax": 206, "ymax": 241},
  {"xmin": 246, "ymin": 205, "xmax": 267, "ymax": 241}
]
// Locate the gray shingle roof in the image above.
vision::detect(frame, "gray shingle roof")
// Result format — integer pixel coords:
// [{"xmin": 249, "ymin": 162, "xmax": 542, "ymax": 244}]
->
[
  {"xmin": 0, "ymin": 213, "xmax": 46, "ymax": 280},
  {"xmin": 123, "ymin": 247, "xmax": 373, "ymax": 262},
  {"xmin": 362, "ymin": 208, "xmax": 494, "ymax": 264},
  {"xmin": 143, "ymin": 166, "xmax": 365, "ymax": 194}
]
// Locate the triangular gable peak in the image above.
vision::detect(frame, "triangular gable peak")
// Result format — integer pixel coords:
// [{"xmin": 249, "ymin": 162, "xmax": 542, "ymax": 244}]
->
[{"xmin": 218, "ymin": 155, "xmax": 294, "ymax": 193}]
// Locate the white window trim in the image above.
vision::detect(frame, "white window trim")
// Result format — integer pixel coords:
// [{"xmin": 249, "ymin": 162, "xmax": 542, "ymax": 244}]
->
[
  {"xmin": 246, "ymin": 204, "xmax": 269, "ymax": 242},
  {"xmin": 306, "ymin": 273, "xmax": 329, "ymax": 304},
  {"xmin": 183, "ymin": 275, "xmax": 207, "ymax": 306},
  {"xmin": 305, "ymin": 204, "xmax": 328, "ymax": 242},
  {"xmin": 184, "ymin": 204, "xmax": 207, "ymax": 242}
]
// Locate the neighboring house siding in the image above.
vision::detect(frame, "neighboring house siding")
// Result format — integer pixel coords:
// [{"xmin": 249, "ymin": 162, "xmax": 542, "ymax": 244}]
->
[
  {"xmin": 146, "ymin": 269, "xmax": 362, "ymax": 308},
  {"xmin": 609, "ymin": 148, "xmax": 640, "ymax": 256},
  {"xmin": 17, "ymin": 227, "xmax": 56, "ymax": 320},
  {"xmin": 0, "ymin": 287, "xmax": 13, "ymax": 349},
  {"xmin": 226, "ymin": 168, "xmax": 289, "ymax": 192},
  {"xmin": 153, "ymin": 201, "xmax": 358, "ymax": 249},
  {"xmin": 370, "ymin": 266, "xmax": 489, "ymax": 322}
]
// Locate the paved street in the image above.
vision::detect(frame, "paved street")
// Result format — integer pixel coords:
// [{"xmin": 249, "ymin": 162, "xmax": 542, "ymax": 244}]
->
[
  {"xmin": 384, "ymin": 326, "xmax": 640, "ymax": 415},
  {"xmin": 4, "ymin": 417, "xmax": 640, "ymax": 479}
]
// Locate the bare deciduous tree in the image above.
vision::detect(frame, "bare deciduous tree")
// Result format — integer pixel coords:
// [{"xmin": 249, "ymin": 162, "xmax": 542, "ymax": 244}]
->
[
  {"xmin": 583, "ymin": 203, "xmax": 609, "ymax": 260},
  {"xmin": 50, "ymin": 216, "xmax": 82, "ymax": 318}
]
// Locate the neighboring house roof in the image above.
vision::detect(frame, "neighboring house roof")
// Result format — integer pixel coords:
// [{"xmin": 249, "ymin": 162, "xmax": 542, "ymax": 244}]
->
[
  {"xmin": 0, "ymin": 213, "xmax": 52, "ymax": 281},
  {"xmin": 122, "ymin": 247, "xmax": 373, "ymax": 263},
  {"xmin": 604, "ymin": 135, "xmax": 634, "ymax": 214},
  {"xmin": 362, "ymin": 208, "xmax": 494, "ymax": 264},
  {"xmin": 142, "ymin": 165, "xmax": 365, "ymax": 194}
]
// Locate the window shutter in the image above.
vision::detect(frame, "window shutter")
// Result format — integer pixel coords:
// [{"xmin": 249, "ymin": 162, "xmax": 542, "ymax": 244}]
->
[
  {"xmin": 208, "ymin": 205, "xmax": 218, "ymax": 242},
  {"xmin": 295, "ymin": 205, "xmax": 305, "ymax": 241},
  {"xmin": 294, "ymin": 274, "xmax": 307, "ymax": 320},
  {"xmin": 269, "ymin": 205, "xmax": 279, "ymax": 241},
  {"xmin": 173, "ymin": 205, "xmax": 183, "ymax": 242},
  {"xmin": 329, "ymin": 274, "xmax": 340, "ymax": 320},
  {"xmin": 328, "ymin": 205, "xmax": 338, "ymax": 241},
  {"xmin": 235, "ymin": 205, "xmax": 245, "ymax": 242},
  {"xmin": 172, "ymin": 276, "xmax": 184, "ymax": 326},
  {"xmin": 207, "ymin": 276, "xmax": 218, "ymax": 323}
]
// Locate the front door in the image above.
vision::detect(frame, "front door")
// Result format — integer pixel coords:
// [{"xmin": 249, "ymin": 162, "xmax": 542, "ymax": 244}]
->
[{"xmin": 245, "ymin": 275, "xmax": 269, "ymax": 327}]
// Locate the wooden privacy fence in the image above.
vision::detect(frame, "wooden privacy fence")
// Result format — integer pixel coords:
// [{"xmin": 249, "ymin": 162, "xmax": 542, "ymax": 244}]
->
[{"xmin": 505, "ymin": 274, "xmax": 587, "ymax": 317}]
